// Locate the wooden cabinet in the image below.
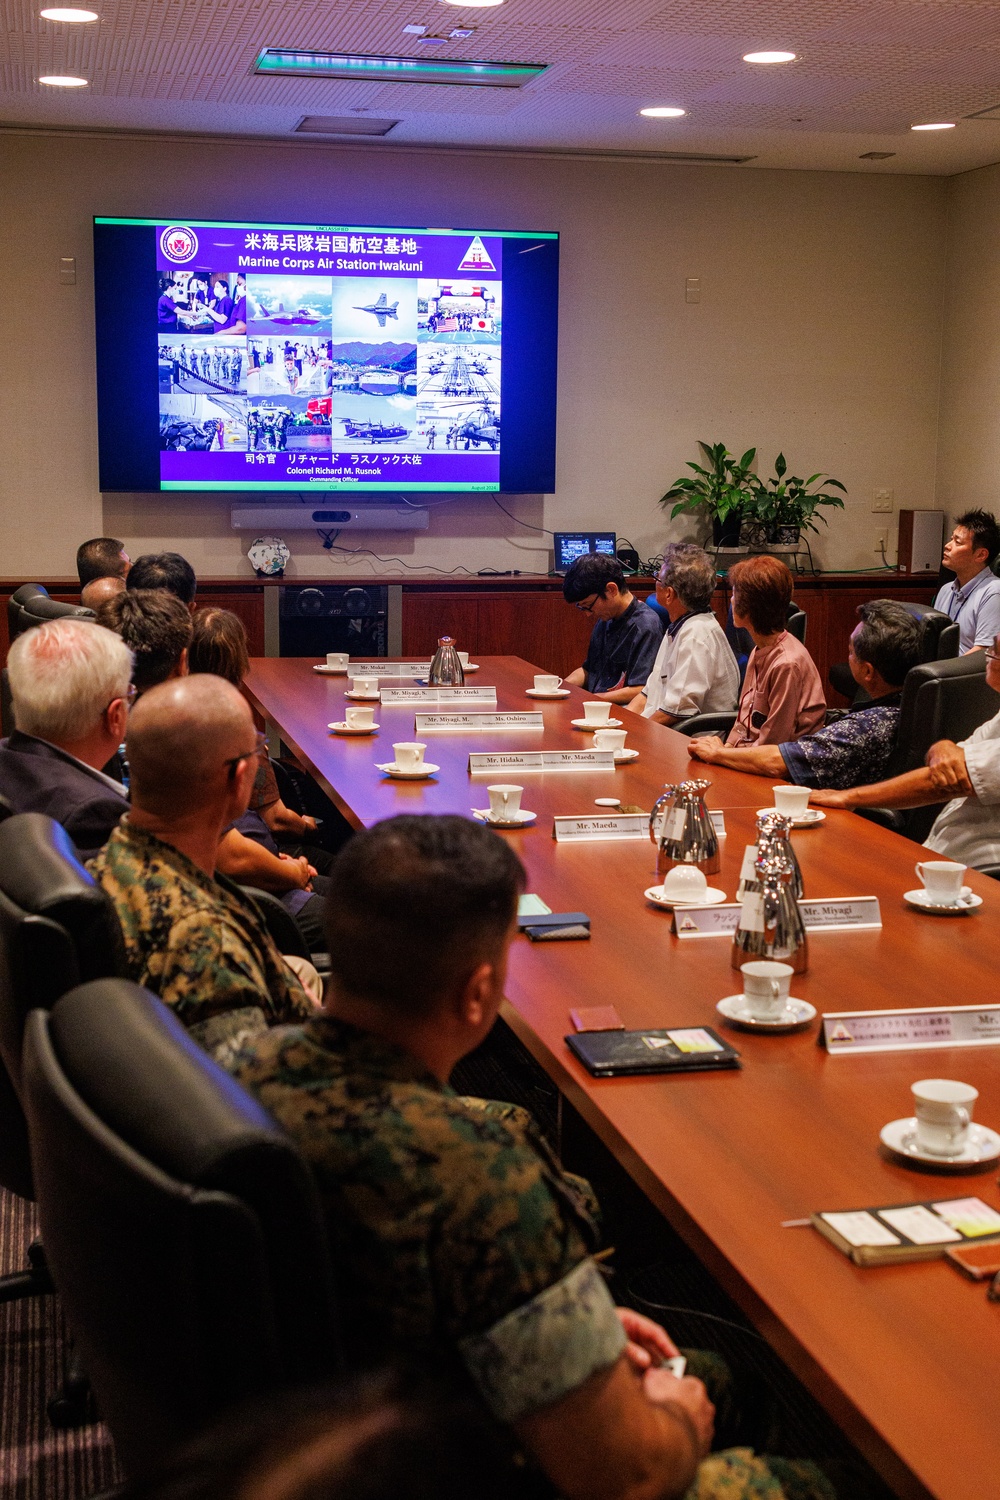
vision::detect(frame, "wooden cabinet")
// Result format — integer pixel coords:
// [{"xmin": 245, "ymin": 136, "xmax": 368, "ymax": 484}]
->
[{"xmin": 402, "ymin": 588, "xmax": 592, "ymax": 677}]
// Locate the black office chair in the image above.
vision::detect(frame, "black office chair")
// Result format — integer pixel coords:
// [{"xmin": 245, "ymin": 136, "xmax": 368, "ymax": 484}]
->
[
  {"xmin": 23, "ymin": 978, "xmax": 342, "ymax": 1475},
  {"xmin": 857, "ymin": 653, "xmax": 997, "ymax": 843},
  {"xmin": 15, "ymin": 596, "xmax": 96, "ymax": 634},
  {"xmin": 240, "ymin": 885, "xmax": 312, "ymax": 962},
  {"xmin": 828, "ymin": 602, "xmax": 958, "ymax": 702},
  {"xmin": 7, "ymin": 583, "xmax": 49, "ymax": 642}
]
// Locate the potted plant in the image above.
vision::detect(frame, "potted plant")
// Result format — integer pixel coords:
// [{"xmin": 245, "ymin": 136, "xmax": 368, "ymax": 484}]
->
[
  {"xmin": 745, "ymin": 453, "xmax": 847, "ymax": 545},
  {"xmin": 661, "ymin": 441, "xmax": 757, "ymax": 548}
]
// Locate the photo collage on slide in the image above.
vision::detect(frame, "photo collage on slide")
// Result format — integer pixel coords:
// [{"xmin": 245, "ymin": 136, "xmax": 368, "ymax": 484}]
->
[{"xmin": 156, "ymin": 263, "xmax": 502, "ymax": 460}]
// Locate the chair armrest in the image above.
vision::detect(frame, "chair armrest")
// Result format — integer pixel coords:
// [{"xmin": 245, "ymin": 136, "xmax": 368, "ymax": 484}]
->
[
  {"xmin": 856, "ymin": 807, "xmax": 906, "ymax": 833},
  {"xmin": 674, "ymin": 713, "xmax": 738, "ymax": 739},
  {"xmin": 239, "ymin": 885, "xmax": 312, "ymax": 961}
]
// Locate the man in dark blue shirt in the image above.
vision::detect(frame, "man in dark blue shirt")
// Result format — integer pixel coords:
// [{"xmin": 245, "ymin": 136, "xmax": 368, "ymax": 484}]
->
[{"xmin": 563, "ymin": 554, "xmax": 663, "ymax": 705}]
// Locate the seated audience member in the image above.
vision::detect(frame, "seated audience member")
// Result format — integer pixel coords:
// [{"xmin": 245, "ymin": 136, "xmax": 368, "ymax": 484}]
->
[
  {"xmin": 721, "ymin": 556, "xmax": 825, "ymax": 747},
  {"xmin": 120, "ymin": 1372, "xmax": 522, "ymax": 1500},
  {"xmin": 812, "ymin": 631, "xmax": 1000, "ymax": 868},
  {"xmin": 81, "ymin": 574, "xmax": 126, "ymax": 613},
  {"xmin": 628, "ymin": 545, "xmax": 739, "ymax": 725},
  {"xmin": 96, "ymin": 588, "xmax": 192, "ymax": 692},
  {"xmin": 0, "ymin": 618, "xmax": 130, "ymax": 857},
  {"xmin": 689, "ymin": 600, "xmax": 921, "ymax": 789},
  {"xmin": 127, "ymin": 551, "xmax": 198, "ymax": 609},
  {"xmin": 234, "ymin": 815, "xmax": 833, "ymax": 1500},
  {"xmin": 188, "ymin": 606, "xmax": 338, "ymax": 871},
  {"xmin": 562, "ymin": 554, "xmax": 663, "ymax": 705},
  {"xmin": 90, "ymin": 676, "xmax": 315, "ymax": 1063},
  {"xmin": 97, "ymin": 592, "xmax": 327, "ymax": 943},
  {"xmin": 77, "ymin": 536, "xmax": 130, "ymax": 587},
  {"xmin": 934, "ymin": 510, "xmax": 1000, "ymax": 655}
]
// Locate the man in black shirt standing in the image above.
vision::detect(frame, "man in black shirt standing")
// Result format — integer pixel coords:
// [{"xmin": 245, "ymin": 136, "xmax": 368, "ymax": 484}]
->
[{"xmin": 563, "ymin": 554, "xmax": 663, "ymax": 705}]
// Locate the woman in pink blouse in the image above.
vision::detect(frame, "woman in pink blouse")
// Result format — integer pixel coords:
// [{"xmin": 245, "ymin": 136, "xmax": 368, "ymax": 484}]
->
[{"xmin": 722, "ymin": 556, "xmax": 826, "ymax": 747}]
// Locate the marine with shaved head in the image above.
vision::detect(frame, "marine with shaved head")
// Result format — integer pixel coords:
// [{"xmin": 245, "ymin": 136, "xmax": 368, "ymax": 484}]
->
[{"xmin": 89, "ymin": 674, "xmax": 316, "ymax": 1065}]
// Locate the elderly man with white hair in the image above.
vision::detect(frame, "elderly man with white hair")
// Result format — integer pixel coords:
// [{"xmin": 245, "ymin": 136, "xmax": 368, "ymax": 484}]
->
[{"xmin": 0, "ymin": 617, "xmax": 132, "ymax": 857}]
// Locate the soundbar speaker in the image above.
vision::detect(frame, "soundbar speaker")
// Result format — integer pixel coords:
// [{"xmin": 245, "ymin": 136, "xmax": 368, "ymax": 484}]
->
[{"xmin": 897, "ymin": 510, "xmax": 944, "ymax": 575}]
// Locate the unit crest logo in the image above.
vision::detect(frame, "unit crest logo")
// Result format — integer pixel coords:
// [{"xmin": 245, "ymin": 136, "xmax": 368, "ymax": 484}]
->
[{"xmin": 160, "ymin": 225, "xmax": 199, "ymax": 263}]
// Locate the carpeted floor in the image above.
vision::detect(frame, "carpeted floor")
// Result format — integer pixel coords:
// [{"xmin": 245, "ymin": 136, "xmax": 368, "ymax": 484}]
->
[{"xmin": 0, "ymin": 1192, "xmax": 120, "ymax": 1500}]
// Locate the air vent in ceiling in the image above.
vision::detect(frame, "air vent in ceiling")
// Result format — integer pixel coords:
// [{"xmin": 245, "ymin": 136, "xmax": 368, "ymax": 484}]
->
[
  {"xmin": 294, "ymin": 116, "xmax": 400, "ymax": 137},
  {"xmin": 650, "ymin": 151, "xmax": 756, "ymax": 164},
  {"xmin": 966, "ymin": 104, "xmax": 1000, "ymax": 120},
  {"xmin": 858, "ymin": 151, "xmax": 896, "ymax": 160},
  {"xmin": 255, "ymin": 50, "xmax": 546, "ymax": 88}
]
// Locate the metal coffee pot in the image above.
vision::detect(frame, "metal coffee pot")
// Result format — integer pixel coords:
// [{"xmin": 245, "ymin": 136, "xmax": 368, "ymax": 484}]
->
[
  {"xmin": 649, "ymin": 779, "xmax": 721, "ymax": 878},
  {"xmin": 427, "ymin": 636, "xmax": 465, "ymax": 686},
  {"xmin": 737, "ymin": 811, "xmax": 804, "ymax": 901},
  {"xmin": 731, "ymin": 848, "xmax": 809, "ymax": 973}
]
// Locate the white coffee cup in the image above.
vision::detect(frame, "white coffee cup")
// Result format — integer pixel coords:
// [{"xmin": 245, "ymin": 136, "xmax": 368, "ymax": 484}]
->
[
  {"xmin": 772, "ymin": 785, "xmax": 810, "ymax": 817},
  {"xmin": 345, "ymin": 705, "xmax": 375, "ymax": 730},
  {"xmin": 458, "ymin": 651, "xmax": 471, "ymax": 667},
  {"xmin": 659, "ymin": 865, "xmax": 708, "ymax": 903},
  {"xmin": 326, "ymin": 651, "xmax": 349, "ymax": 670},
  {"xmin": 534, "ymin": 674, "xmax": 562, "ymax": 692},
  {"xmin": 487, "ymin": 784, "xmax": 523, "ymax": 821},
  {"xmin": 914, "ymin": 860, "xmax": 966, "ymax": 905},
  {"xmin": 593, "ymin": 728, "xmax": 627, "ymax": 752},
  {"xmin": 740, "ymin": 960, "xmax": 793, "ymax": 1020},
  {"xmin": 351, "ymin": 676, "xmax": 380, "ymax": 698},
  {"xmin": 911, "ymin": 1078, "xmax": 978, "ymax": 1156},
  {"xmin": 393, "ymin": 741, "xmax": 426, "ymax": 770},
  {"xmin": 583, "ymin": 700, "xmax": 612, "ymax": 725}
]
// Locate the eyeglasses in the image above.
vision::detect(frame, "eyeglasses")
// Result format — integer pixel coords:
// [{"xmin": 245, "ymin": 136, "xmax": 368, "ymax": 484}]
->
[
  {"xmin": 107, "ymin": 685, "xmax": 137, "ymax": 712},
  {"xmin": 223, "ymin": 729, "xmax": 268, "ymax": 774},
  {"xmin": 574, "ymin": 592, "xmax": 605, "ymax": 613},
  {"xmin": 985, "ymin": 648, "xmax": 1000, "ymax": 662}
]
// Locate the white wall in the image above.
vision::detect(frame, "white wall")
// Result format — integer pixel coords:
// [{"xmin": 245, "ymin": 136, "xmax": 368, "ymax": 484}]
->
[{"xmin": 0, "ymin": 130, "xmax": 948, "ymax": 579}]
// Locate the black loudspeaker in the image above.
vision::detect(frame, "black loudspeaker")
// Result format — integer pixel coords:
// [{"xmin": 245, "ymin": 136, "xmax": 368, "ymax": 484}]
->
[
  {"xmin": 278, "ymin": 586, "xmax": 388, "ymax": 657},
  {"xmin": 617, "ymin": 546, "xmax": 640, "ymax": 574}
]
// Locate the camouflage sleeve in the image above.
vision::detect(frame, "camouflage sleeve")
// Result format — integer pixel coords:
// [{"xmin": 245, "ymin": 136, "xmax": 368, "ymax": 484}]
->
[
  {"xmin": 459, "ymin": 1257, "xmax": 626, "ymax": 1423},
  {"xmin": 154, "ymin": 911, "xmax": 286, "ymax": 1028}
]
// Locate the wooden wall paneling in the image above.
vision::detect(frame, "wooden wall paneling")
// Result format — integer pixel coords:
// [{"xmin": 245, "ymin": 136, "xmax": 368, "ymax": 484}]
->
[
  {"xmin": 477, "ymin": 591, "xmax": 593, "ymax": 677},
  {"xmin": 196, "ymin": 590, "xmax": 266, "ymax": 657},
  {"xmin": 401, "ymin": 594, "xmax": 480, "ymax": 656}
]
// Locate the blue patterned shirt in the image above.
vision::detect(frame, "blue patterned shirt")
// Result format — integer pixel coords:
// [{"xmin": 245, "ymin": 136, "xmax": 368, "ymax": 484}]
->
[{"xmin": 778, "ymin": 693, "xmax": 902, "ymax": 790}]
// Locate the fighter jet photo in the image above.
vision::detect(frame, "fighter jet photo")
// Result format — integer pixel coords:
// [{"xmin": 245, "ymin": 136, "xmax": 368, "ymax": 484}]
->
[{"xmin": 354, "ymin": 292, "xmax": 399, "ymax": 328}]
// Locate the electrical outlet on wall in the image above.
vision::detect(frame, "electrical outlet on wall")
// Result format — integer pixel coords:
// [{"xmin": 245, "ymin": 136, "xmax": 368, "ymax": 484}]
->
[
  {"xmin": 871, "ymin": 488, "xmax": 894, "ymax": 513},
  {"xmin": 874, "ymin": 527, "xmax": 889, "ymax": 554}
]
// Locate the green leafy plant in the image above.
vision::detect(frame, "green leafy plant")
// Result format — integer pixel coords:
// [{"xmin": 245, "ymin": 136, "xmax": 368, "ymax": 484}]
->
[
  {"xmin": 660, "ymin": 441, "xmax": 757, "ymax": 527},
  {"xmin": 746, "ymin": 453, "xmax": 847, "ymax": 538}
]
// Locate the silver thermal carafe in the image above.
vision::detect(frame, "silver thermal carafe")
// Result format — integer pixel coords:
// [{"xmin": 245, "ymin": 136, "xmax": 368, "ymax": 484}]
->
[
  {"xmin": 649, "ymin": 779, "xmax": 721, "ymax": 878},
  {"xmin": 427, "ymin": 636, "xmax": 465, "ymax": 686},
  {"xmin": 731, "ymin": 847, "xmax": 809, "ymax": 973}
]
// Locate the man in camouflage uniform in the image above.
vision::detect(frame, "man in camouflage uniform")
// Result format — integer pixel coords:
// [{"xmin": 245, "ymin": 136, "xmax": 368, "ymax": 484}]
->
[
  {"xmin": 233, "ymin": 815, "xmax": 833, "ymax": 1500},
  {"xmin": 90, "ymin": 675, "xmax": 315, "ymax": 1066}
]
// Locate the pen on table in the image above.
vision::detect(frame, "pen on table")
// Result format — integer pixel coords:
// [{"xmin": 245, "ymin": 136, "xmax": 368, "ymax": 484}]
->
[{"xmin": 781, "ymin": 1218, "xmax": 812, "ymax": 1228}]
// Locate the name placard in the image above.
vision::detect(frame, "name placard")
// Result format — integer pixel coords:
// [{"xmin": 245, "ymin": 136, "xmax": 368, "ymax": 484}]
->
[
  {"xmin": 349, "ymin": 662, "xmax": 431, "ymax": 678},
  {"xmin": 414, "ymin": 712, "xmax": 543, "ymax": 733},
  {"xmin": 652, "ymin": 809, "xmax": 727, "ymax": 839},
  {"xmin": 468, "ymin": 750, "xmax": 616, "ymax": 774},
  {"xmin": 821, "ymin": 1004, "xmax": 1000, "ymax": 1056},
  {"xmin": 380, "ymin": 686, "xmax": 498, "ymax": 706},
  {"xmin": 673, "ymin": 896, "xmax": 882, "ymax": 939},
  {"xmin": 553, "ymin": 813, "xmax": 649, "ymax": 842}
]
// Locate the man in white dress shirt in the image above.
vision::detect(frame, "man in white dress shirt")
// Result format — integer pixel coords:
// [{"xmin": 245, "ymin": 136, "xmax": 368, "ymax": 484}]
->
[
  {"xmin": 628, "ymin": 544, "xmax": 739, "ymax": 726},
  {"xmin": 934, "ymin": 510, "xmax": 1000, "ymax": 655},
  {"xmin": 811, "ymin": 632, "xmax": 1000, "ymax": 869}
]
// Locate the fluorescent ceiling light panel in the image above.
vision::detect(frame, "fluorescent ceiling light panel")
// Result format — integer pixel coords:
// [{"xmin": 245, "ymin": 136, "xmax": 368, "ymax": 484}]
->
[
  {"xmin": 911, "ymin": 121, "xmax": 955, "ymax": 130},
  {"xmin": 743, "ymin": 50, "xmax": 796, "ymax": 63},
  {"xmin": 640, "ymin": 106, "xmax": 685, "ymax": 118},
  {"xmin": 254, "ymin": 49, "xmax": 544, "ymax": 87},
  {"xmin": 39, "ymin": 73, "xmax": 88, "ymax": 84},
  {"xmin": 40, "ymin": 7, "xmax": 98, "ymax": 19}
]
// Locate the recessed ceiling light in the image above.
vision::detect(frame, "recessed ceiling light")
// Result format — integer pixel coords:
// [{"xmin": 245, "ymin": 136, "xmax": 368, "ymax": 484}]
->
[
  {"xmin": 743, "ymin": 50, "xmax": 796, "ymax": 64},
  {"xmin": 450, "ymin": 28, "xmax": 475, "ymax": 37},
  {"xmin": 439, "ymin": 0, "xmax": 503, "ymax": 8},
  {"xmin": 417, "ymin": 35, "xmax": 448, "ymax": 43},
  {"xmin": 640, "ymin": 106, "xmax": 686, "ymax": 118},
  {"xmin": 39, "ymin": 73, "xmax": 88, "ymax": 85},
  {"xmin": 911, "ymin": 122, "xmax": 955, "ymax": 131},
  {"xmin": 40, "ymin": 7, "xmax": 98, "ymax": 18}
]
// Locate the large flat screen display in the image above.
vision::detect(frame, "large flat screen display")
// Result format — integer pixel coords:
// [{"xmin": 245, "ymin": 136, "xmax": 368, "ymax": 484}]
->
[{"xmin": 94, "ymin": 217, "xmax": 559, "ymax": 495}]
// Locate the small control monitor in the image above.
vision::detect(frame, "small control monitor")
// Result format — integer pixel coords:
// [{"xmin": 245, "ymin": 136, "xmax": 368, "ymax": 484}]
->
[{"xmin": 553, "ymin": 532, "xmax": 617, "ymax": 574}]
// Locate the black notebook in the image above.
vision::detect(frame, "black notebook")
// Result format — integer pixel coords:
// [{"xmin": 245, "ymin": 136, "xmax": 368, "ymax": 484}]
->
[{"xmin": 565, "ymin": 1027, "xmax": 741, "ymax": 1077}]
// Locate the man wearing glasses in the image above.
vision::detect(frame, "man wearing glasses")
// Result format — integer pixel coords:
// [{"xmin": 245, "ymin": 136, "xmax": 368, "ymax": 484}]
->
[
  {"xmin": 90, "ymin": 674, "xmax": 316, "ymax": 1067},
  {"xmin": 561, "ymin": 554, "xmax": 663, "ymax": 706},
  {"xmin": 810, "ymin": 633, "xmax": 1000, "ymax": 870}
]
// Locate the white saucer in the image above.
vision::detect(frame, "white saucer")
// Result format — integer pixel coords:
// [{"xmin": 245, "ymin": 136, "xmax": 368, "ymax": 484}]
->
[
  {"xmin": 313, "ymin": 663, "xmax": 348, "ymax": 674},
  {"xmin": 880, "ymin": 1117, "xmax": 1000, "ymax": 1171},
  {"xmin": 903, "ymin": 887, "xmax": 983, "ymax": 914},
  {"xmin": 572, "ymin": 717, "xmax": 623, "ymax": 730},
  {"xmin": 613, "ymin": 747, "xmax": 639, "ymax": 763},
  {"xmin": 471, "ymin": 808, "xmax": 537, "ymax": 829},
  {"xmin": 756, "ymin": 807, "xmax": 826, "ymax": 827},
  {"xmin": 328, "ymin": 721, "xmax": 379, "ymax": 736},
  {"xmin": 525, "ymin": 687, "xmax": 571, "ymax": 699},
  {"xmin": 716, "ymin": 995, "xmax": 817, "ymax": 1034},
  {"xmin": 644, "ymin": 885, "xmax": 727, "ymax": 909},
  {"xmin": 462, "ymin": 663, "xmax": 480, "ymax": 673},
  {"xmin": 595, "ymin": 797, "xmax": 621, "ymax": 808},
  {"xmin": 345, "ymin": 689, "xmax": 381, "ymax": 701},
  {"xmin": 375, "ymin": 761, "xmax": 440, "ymax": 780}
]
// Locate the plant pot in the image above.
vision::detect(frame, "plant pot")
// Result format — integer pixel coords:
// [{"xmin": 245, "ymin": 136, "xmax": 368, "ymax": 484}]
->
[
  {"xmin": 712, "ymin": 510, "xmax": 744, "ymax": 548},
  {"xmin": 768, "ymin": 524, "xmax": 801, "ymax": 546}
]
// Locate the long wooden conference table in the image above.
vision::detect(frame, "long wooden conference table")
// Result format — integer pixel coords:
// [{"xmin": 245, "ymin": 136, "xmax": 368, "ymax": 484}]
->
[{"xmin": 245, "ymin": 654, "xmax": 1000, "ymax": 1500}]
